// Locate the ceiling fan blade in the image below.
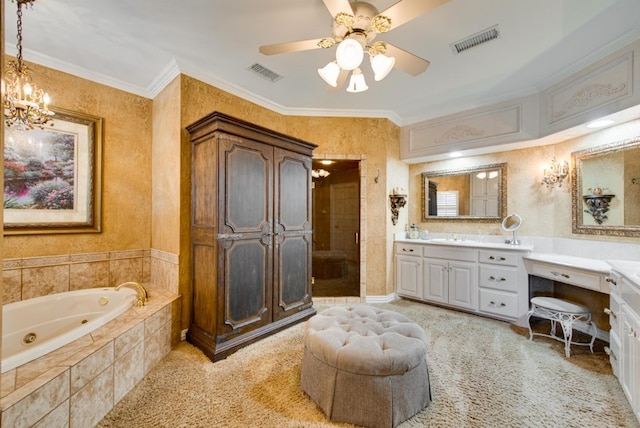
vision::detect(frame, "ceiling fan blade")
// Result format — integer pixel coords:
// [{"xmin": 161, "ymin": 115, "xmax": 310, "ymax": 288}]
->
[
  {"xmin": 259, "ymin": 38, "xmax": 325, "ymax": 56},
  {"xmin": 380, "ymin": 0, "xmax": 450, "ymax": 30},
  {"xmin": 322, "ymin": 0, "xmax": 354, "ymax": 19},
  {"xmin": 328, "ymin": 69, "xmax": 350, "ymax": 92},
  {"xmin": 385, "ymin": 43, "xmax": 430, "ymax": 76}
]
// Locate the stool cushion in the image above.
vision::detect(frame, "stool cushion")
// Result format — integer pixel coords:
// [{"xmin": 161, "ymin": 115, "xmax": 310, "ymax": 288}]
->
[
  {"xmin": 531, "ymin": 296, "xmax": 589, "ymax": 314},
  {"xmin": 301, "ymin": 305, "xmax": 431, "ymax": 428}
]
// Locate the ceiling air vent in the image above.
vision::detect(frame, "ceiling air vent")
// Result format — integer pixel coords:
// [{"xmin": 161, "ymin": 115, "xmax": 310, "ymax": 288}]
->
[
  {"xmin": 248, "ymin": 63, "xmax": 283, "ymax": 82},
  {"xmin": 450, "ymin": 25, "xmax": 500, "ymax": 55}
]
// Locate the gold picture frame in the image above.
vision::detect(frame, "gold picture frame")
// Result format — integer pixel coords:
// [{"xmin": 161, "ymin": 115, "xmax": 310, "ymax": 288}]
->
[{"xmin": 4, "ymin": 107, "xmax": 103, "ymax": 235}]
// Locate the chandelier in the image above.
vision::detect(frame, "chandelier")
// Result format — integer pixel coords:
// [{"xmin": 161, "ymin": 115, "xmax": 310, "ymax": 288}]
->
[{"xmin": 3, "ymin": 0, "xmax": 54, "ymax": 130}]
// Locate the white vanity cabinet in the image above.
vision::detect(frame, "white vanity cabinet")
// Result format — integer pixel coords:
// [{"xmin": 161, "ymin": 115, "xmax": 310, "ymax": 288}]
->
[
  {"xmin": 423, "ymin": 246, "xmax": 477, "ymax": 310},
  {"xmin": 607, "ymin": 268, "xmax": 640, "ymax": 424},
  {"xmin": 395, "ymin": 243, "xmax": 423, "ymax": 299},
  {"xmin": 477, "ymin": 250, "xmax": 522, "ymax": 319},
  {"xmin": 395, "ymin": 239, "xmax": 531, "ymax": 323}
]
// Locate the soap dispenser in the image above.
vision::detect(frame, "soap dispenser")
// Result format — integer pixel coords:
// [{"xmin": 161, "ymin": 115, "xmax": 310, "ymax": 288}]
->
[{"xmin": 409, "ymin": 224, "xmax": 419, "ymax": 239}]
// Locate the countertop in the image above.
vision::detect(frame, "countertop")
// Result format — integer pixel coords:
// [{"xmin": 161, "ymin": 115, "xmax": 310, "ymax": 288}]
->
[
  {"xmin": 395, "ymin": 238, "xmax": 533, "ymax": 252},
  {"xmin": 607, "ymin": 259, "xmax": 640, "ymax": 287},
  {"xmin": 524, "ymin": 253, "xmax": 611, "ymax": 274}
]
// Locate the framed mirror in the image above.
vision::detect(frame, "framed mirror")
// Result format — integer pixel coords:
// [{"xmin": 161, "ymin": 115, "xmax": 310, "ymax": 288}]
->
[
  {"xmin": 421, "ymin": 163, "xmax": 507, "ymax": 222},
  {"xmin": 572, "ymin": 136, "xmax": 640, "ymax": 237}
]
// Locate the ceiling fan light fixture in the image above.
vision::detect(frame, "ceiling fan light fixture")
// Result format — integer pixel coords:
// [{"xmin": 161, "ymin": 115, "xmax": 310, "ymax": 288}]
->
[
  {"xmin": 336, "ymin": 38, "xmax": 364, "ymax": 70},
  {"xmin": 370, "ymin": 53, "xmax": 395, "ymax": 81},
  {"xmin": 346, "ymin": 68, "xmax": 368, "ymax": 93},
  {"xmin": 317, "ymin": 61, "xmax": 340, "ymax": 87}
]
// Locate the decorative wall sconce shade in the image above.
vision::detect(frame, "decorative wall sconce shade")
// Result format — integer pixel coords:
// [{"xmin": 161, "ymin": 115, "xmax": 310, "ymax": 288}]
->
[
  {"xmin": 541, "ymin": 157, "xmax": 569, "ymax": 188},
  {"xmin": 4, "ymin": 0, "xmax": 54, "ymax": 130},
  {"xmin": 389, "ymin": 190, "xmax": 407, "ymax": 225},
  {"xmin": 583, "ymin": 194, "xmax": 615, "ymax": 224}
]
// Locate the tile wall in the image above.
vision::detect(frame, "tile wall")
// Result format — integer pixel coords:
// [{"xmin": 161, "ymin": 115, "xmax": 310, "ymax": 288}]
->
[{"xmin": 1, "ymin": 249, "xmax": 181, "ymax": 427}]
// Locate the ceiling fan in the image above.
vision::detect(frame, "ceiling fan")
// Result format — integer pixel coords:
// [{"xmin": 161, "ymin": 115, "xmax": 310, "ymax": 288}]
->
[{"xmin": 259, "ymin": 0, "xmax": 450, "ymax": 92}]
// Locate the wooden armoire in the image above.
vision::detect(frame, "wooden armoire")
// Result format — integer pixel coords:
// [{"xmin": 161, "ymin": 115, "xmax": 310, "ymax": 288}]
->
[{"xmin": 186, "ymin": 112, "xmax": 317, "ymax": 362}]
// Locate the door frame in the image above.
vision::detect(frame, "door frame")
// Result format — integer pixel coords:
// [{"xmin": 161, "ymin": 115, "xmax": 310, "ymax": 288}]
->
[{"xmin": 313, "ymin": 154, "xmax": 367, "ymax": 300}]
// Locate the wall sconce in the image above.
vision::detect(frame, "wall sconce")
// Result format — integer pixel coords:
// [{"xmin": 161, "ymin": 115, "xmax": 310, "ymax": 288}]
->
[
  {"xmin": 541, "ymin": 157, "xmax": 569, "ymax": 188},
  {"xmin": 389, "ymin": 187, "xmax": 407, "ymax": 226}
]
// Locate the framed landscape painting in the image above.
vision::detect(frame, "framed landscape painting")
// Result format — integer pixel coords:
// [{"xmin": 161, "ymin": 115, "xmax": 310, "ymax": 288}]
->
[{"xmin": 3, "ymin": 108, "xmax": 103, "ymax": 235}]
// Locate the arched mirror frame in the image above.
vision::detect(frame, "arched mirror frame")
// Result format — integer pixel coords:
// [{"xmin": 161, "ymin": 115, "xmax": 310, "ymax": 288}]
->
[
  {"xmin": 572, "ymin": 135, "xmax": 640, "ymax": 237},
  {"xmin": 421, "ymin": 162, "xmax": 507, "ymax": 222}
]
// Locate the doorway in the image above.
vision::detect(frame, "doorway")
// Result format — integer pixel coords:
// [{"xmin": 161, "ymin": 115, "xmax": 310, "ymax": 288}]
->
[{"xmin": 311, "ymin": 159, "xmax": 360, "ymax": 297}]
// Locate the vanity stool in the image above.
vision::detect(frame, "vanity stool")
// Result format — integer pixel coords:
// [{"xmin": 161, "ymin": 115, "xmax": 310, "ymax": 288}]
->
[
  {"xmin": 300, "ymin": 305, "xmax": 431, "ymax": 428},
  {"xmin": 526, "ymin": 296, "xmax": 598, "ymax": 358}
]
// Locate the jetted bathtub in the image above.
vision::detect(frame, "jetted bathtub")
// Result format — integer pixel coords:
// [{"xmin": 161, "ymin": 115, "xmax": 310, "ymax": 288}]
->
[{"xmin": 1, "ymin": 287, "xmax": 138, "ymax": 373}]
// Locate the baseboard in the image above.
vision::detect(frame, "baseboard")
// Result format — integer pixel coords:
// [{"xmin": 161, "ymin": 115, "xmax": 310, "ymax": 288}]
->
[{"xmin": 365, "ymin": 293, "xmax": 397, "ymax": 304}]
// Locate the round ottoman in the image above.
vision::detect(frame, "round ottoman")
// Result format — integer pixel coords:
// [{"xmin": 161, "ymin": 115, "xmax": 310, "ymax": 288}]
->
[{"xmin": 300, "ymin": 305, "xmax": 431, "ymax": 428}]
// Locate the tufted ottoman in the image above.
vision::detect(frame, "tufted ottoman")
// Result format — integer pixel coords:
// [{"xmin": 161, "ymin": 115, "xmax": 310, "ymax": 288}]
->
[{"xmin": 300, "ymin": 305, "xmax": 431, "ymax": 428}]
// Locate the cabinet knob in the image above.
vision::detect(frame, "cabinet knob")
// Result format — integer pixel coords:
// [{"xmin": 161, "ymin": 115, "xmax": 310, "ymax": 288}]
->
[
  {"xmin": 488, "ymin": 256, "xmax": 506, "ymax": 261},
  {"xmin": 551, "ymin": 271, "xmax": 570, "ymax": 279},
  {"xmin": 605, "ymin": 277, "xmax": 617, "ymax": 285},
  {"xmin": 403, "ymin": 248, "xmax": 414, "ymax": 252},
  {"xmin": 489, "ymin": 276, "xmax": 506, "ymax": 282},
  {"xmin": 604, "ymin": 308, "xmax": 617, "ymax": 319}
]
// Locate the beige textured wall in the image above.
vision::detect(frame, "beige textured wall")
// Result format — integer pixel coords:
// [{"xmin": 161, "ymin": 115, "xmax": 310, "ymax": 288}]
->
[
  {"xmin": 3, "ymin": 57, "xmax": 153, "ymax": 258},
  {"xmin": 408, "ymin": 117, "xmax": 640, "ymax": 243},
  {"xmin": 178, "ymin": 75, "xmax": 400, "ymax": 300}
]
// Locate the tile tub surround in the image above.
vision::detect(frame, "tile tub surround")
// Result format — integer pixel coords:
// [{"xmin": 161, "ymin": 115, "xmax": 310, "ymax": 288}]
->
[
  {"xmin": 2, "ymin": 248, "xmax": 180, "ymax": 305},
  {"xmin": 0, "ymin": 285, "xmax": 181, "ymax": 428}
]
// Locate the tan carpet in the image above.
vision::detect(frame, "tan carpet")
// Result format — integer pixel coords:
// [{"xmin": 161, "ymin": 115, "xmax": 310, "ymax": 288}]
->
[{"xmin": 98, "ymin": 300, "xmax": 639, "ymax": 428}]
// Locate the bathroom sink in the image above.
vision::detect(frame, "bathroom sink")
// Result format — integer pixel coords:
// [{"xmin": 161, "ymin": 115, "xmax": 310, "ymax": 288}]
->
[{"xmin": 429, "ymin": 238, "xmax": 478, "ymax": 244}]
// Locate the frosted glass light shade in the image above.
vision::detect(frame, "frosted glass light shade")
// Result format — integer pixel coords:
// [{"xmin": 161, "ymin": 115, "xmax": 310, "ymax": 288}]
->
[
  {"xmin": 317, "ymin": 61, "xmax": 340, "ymax": 87},
  {"xmin": 336, "ymin": 38, "xmax": 364, "ymax": 70},
  {"xmin": 371, "ymin": 54, "xmax": 395, "ymax": 81},
  {"xmin": 346, "ymin": 69, "xmax": 368, "ymax": 93}
]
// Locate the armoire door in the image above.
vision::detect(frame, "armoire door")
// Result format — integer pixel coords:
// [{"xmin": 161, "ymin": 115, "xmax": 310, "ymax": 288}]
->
[
  {"xmin": 272, "ymin": 147, "xmax": 313, "ymax": 320},
  {"xmin": 216, "ymin": 137, "xmax": 274, "ymax": 338}
]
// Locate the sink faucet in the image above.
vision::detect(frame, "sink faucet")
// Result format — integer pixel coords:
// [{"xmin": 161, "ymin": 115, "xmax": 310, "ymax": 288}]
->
[{"xmin": 115, "ymin": 281, "xmax": 149, "ymax": 306}]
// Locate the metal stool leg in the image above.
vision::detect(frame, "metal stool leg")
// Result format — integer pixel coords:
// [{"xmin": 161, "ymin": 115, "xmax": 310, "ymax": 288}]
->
[{"xmin": 560, "ymin": 319, "xmax": 573, "ymax": 358}]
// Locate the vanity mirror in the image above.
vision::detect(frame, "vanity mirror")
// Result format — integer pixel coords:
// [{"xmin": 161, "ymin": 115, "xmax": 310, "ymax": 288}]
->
[
  {"xmin": 421, "ymin": 163, "xmax": 507, "ymax": 222},
  {"xmin": 572, "ymin": 136, "xmax": 640, "ymax": 237},
  {"xmin": 502, "ymin": 213, "xmax": 522, "ymax": 245}
]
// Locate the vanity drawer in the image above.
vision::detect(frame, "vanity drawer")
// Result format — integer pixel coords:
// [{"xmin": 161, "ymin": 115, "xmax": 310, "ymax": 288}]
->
[
  {"xmin": 479, "ymin": 265, "xmax": 518, "ymax": 292},
  {"xmin": 479, "ymin": 250, "xmax": 518, "ymax": 267},
  {"xmin": 395, "ymin": 243, "xmax": 422, "ymax": 257},
  {"xmin": 479, "ymin": 289, "xmax": 519, "ymax": 318},
  {"xmin": 529, "ymin": 261, "xmax": 603, "ymax": 292},
  {"xmin": 423, "ymin": 246, "xmax": 477, "ymax": 262}
]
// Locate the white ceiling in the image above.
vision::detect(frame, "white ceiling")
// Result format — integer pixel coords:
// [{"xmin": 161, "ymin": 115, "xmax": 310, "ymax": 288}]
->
[{"xmin": 4, "ymin": 0, "xmax": 640, "ymax": 127}]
